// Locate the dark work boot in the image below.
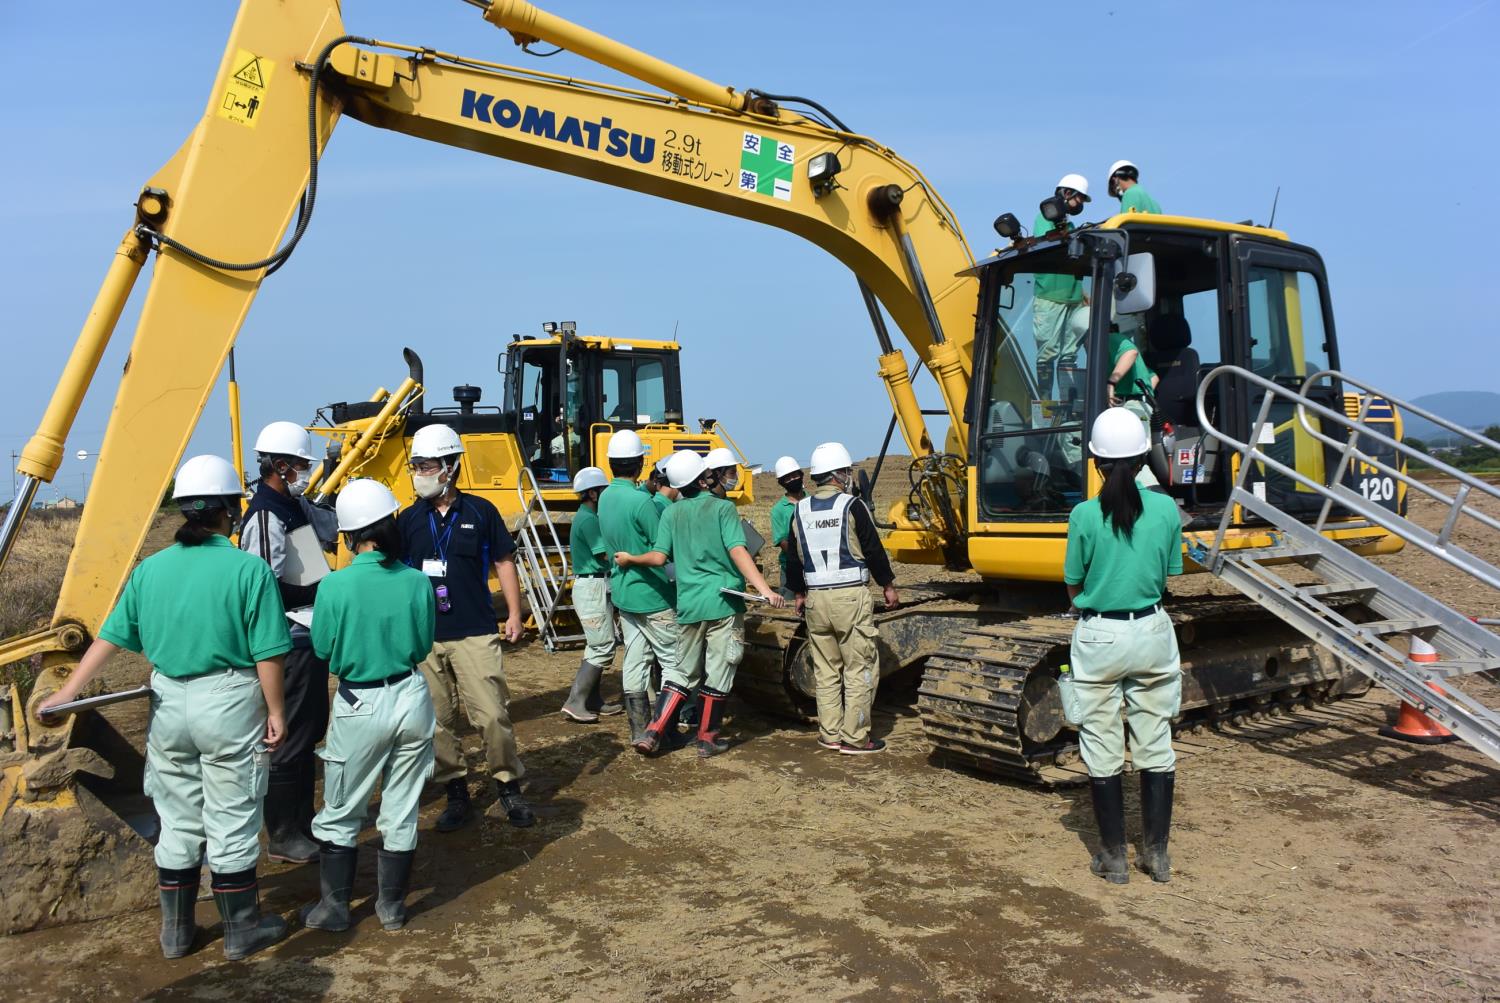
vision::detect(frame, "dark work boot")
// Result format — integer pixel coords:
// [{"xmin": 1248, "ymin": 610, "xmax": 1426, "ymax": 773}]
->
[
  {"xmin": 157, "ymin": 865, "xmax": 200, "ymax": 959},
  {"xmin": 1138, "ymin": 770, "xmax": 1176, "ymax": 883},
  {"xmin": 210, "ymin": 868, "xmax": 288, "ymax": 961},
  {"xmin": 265, "ymin": 767, "xmax": 319, "ymax": 864},
  {"xmin": 624, "ymin": 692, "xmax": 651, "ymax": 746},
  {"xmin": 678, "ymin": 686, "xmax": 701, "ymax": 732},
  {"xmin": 299, "ymin": 843, "xmax": 357, "ymax": 932},
  {"xmin": 375, "ymin": 848, "xmax": 416, "ymax": 931},
  {"xmin": 634, "ymin": 684, "xmax": 688, "ymax": 755},
  {"xmin": 435, "ymin": 778, "xmax": 472, "ymax": 833},
  {"xmin": 586, "ymin": 666, "xmax": 623, "ymax": 717},
  {"xmin": 496, "ymin": 779, "xmax": 535, "ymax": 828},
  {"xmin": 1088, "ymin": 774, "xmax": 1129, "ymax": 885},
  {"xmin": 696, "ymin": 688, "xmax": 730, "ymax": 759},
  {"xmin": 561, "ymin": 660, "xmax": 602, "ymax": 723},
  {"xmin": 1036, "ymin": 359, "xmax": 1055, "ymax": 400}
]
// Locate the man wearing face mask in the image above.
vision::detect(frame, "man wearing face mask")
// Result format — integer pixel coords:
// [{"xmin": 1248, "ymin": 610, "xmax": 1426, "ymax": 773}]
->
[
  {"xmin": 239, "ymin": 420, "xmax": 327, "ymax": 864},
  {"xmin": 1031, "ymin": 173, "xmax": 1091, "ymax": 401},
  {"xmin": 705, "ymin": 447, "xmax": 739, "ymax": 499},
  {"xmin": 397, "ymin": 424, "xmax": 532, "ymax": 832}
]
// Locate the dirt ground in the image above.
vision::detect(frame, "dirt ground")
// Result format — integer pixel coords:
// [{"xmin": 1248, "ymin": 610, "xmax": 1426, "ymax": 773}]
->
[{"xmin": 1, "ymin": 479, "xmax": 1497, "ymax": 1001}]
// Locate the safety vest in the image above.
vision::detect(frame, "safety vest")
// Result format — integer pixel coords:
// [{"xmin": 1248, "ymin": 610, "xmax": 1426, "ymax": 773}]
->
[{"xmin": 795, "ymin": 493, "xmax": 868, "ymax": 589}]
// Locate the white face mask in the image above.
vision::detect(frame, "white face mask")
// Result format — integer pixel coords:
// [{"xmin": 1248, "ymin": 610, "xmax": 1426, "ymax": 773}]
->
[
  {"xmin": 412, "ymin": 472, "xmax": 445, "ymax": 499},
  {"xmin": 286, "ymin": 469, "xmax": 311, "ymax": 495}
]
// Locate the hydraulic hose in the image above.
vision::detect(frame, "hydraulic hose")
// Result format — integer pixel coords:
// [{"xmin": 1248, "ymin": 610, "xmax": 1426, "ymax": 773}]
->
[{"xmin": 747, "ymin": 90, "xmax": 850, "ymax": 133}]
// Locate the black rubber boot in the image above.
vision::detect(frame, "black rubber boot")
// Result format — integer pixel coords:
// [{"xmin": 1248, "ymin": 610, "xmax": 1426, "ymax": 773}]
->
[
  {"xmin": 678, "ymin": 686, "xmax": 702, "ymax": 732},
  {"xmin": 634, "ymin": 684, "xmax": 688, "ymax": 755},
  {"xmin": 1088, "ymin": 774, "xmax": 1129, "ymax": 885},
  {"xmin": 265, "ymin": 767, "xmax": 320, "ymax": 864},
  {"xmin": 435, "ymin": 778, "xmax": 472, "ymax": 833},
  {"xmin": 299, "ymin": 843, "xmax": 357, "ymax": 932},
  {"xmin": 1036, "ymin": 359, "xmax": 1055, "ymax": 400},
  {"xmin": 561, "ymin": 660, "xmax": 602, "ymax": 723},
  {"xmin": 496, "ymin": 779, "xmax": 535, "ymax": 828},
  {"xmin": 696, "ymin": 688, "xmax": 731, "ymax": 758},
  {"xmin": 624, "ymin": 692, "xmax": 651, "ymax": 746},
  {"xmin": 1138, "ymin": 770, "xmax": 1175, "ymax": 883},
  {"xmin": 375, "ymin": 848, "xmax": 416, "ymax": 931},
  {"xmin": 157, "ymin": 865, "xmax": 199, "ymax": 959},
  {"xmin": 210, "ymin": 868, "xmax": 288, "ymax": 961},
  {"xmin": 586, "ymin": 666, "xmax": 623, "ymax": 717}
]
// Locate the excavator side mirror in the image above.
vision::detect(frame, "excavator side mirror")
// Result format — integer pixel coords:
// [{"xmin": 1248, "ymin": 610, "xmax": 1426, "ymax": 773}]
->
[{"xmin": 1115, "ymin": 252, "xmax": 1156, "ymax": 315}]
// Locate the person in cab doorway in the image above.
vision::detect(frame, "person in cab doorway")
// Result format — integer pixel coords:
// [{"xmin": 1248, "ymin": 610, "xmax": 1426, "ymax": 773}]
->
[
  {"xmin": 397, "ymin": 424, "xmax": 533, "ymax": 831},
  {"xmin": 1107, "ymin": 328, "xmax": 1162, "ymax": 488},
  {"xmin": 769, "ymin": 455, "xmax": 805, "ymax": 601},
  {"xmin": 1062, "ymin": 408, "xmax": 1184, "ymax": 885},
  {"xmin": 784, "ymin": 443, "xmax": 898, "ymax": 755},
  {"xmin": 561, "ymin": 466, "xmax": 624, "ymax": 723},
  {"xmin": 239, "ymin": 420, "xmax": 328, "ymax": 865},
  {"xmin": 40, "ymin": 455, "xmax": 291, "ymax": 961},
  {"xmin": 616, "ymin": 450, "xmax": 783, "ymax": 757},
  {"xmin": 597, "ymin": 429, "xmax": 680, "ymax": 746},
  {"xmin": 1032, "ymin": 173, "xmax": 1091, "ymax": 399},
  {"xmin": 1107, "ymin": 160, "xmax": 1162, "ymax": 215},
  {"xmin": 705, "ymin": 446, "xmax": 739, "ymax": 498},
  {"xmin": 301, "ymin": 480, "xmax": 436, "ymax": 934}
]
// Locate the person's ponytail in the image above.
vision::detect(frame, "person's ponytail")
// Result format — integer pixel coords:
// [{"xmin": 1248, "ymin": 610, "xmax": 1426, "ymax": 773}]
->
[{"xmin": 1097, "ymin": 455, "xmax": 1145, "ymax": 539}]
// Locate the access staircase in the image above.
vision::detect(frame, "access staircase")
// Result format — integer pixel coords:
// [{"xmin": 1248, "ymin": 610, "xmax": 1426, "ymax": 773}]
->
[
  {"xmin": 512, "ymin": 467, "xmax": 584, "ymax": 652},
  {"xmin": 1192, "ymin": 366, "xmax": 1500, "ymax": 764}
]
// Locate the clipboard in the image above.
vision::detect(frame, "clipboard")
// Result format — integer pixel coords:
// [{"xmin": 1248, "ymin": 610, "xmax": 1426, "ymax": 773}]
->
[
  {"xmin": 282, "ymin": 524, "xmax": 331, "ymax": 585},
  {"xmin": 285, "ymin": 607, "xmax": 314, "ymax": 630},
  {"xmin": 719, "ymin": 587, "xmax": 773, "ymax": 606},
  {"xmin": 39, "ymin": 685, "xmax": 152, "ymax": 719}
]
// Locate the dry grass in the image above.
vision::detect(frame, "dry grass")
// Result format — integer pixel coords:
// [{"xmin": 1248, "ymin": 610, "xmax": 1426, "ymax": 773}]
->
[{"xmin": 1, "ymin": 509, "xmax": 81, "ymax": 692}]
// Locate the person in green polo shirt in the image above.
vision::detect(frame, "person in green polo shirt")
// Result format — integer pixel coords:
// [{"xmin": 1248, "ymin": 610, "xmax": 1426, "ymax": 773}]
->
[
  {"xmin": 1107, "ymin": 329, "xmax": 1162, "ymax": 487},
  {"xmin": 1061, "ymin": 409, "xmax": 1184, "ymax": 887},
  {"xmin": 1107, "ymin": 160, "xmax": 1162, "ymax": 215},
  {"xmin": 300, "ymin": 480, "xmax": 436, "ymax": 935},
  {"xmin": 1032, "ymin": 172, "xmax": 1092, "ymax": 399},
  {"xmin": 644, "ymin": 455, "xmax": 677, "ymax": 514},
  {"xmin": 596, "ymin": 430, "xmax": 679, "ymax": 745},
  {"xmin": 560, "ymin": 466, "xmax": 624, "ymax": 724},
  {"xmin": 616, "ymin": 450, "xmax": 783, "ymax": 757},
  {"xmin": 40, "ymin": 455, "xmax": 291, "ymax": 962},
  {"xmin": 769, "ymin": 455, "xmax": 805, "ymax": 600}
]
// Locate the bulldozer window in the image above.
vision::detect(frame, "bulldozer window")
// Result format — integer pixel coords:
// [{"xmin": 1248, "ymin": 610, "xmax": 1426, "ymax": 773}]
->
[{"xmin": 600, "ymin": 356, "xmax": 669, "ymax": 425}]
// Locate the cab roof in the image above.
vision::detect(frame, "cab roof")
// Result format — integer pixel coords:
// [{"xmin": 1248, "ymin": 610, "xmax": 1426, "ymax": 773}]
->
[
  {"xmin": 962, "ymin": 214, "xmax": 1291, "ymax": 276},
  {"xmin": 509, "ymin": 334, "xmax": 681, "ymax": 352}
]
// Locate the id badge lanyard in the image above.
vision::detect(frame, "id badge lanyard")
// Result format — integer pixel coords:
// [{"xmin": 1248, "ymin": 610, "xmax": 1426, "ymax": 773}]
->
[{"xmin": 426, "ymin": 507, "xmax": 457, "ymax": 613}]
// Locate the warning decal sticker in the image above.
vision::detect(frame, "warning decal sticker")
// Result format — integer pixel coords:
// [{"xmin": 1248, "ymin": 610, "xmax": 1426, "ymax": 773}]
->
[{"xmin": 217, "ymin": 48, "xmax": 274, "ymax": 129}]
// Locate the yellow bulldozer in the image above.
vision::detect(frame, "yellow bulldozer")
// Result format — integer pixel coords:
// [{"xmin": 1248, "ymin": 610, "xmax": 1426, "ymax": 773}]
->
[{"xmin": 10, "ymin": 0, "xmax": 1492, "ymax": 936}]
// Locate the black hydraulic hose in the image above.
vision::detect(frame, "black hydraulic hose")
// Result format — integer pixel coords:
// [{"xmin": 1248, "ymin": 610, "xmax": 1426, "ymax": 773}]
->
[
  {"xmin": 135, "ymin": 34, "xmax": 374, "ymax": 274},
  {"xmin": 749, "ymin": 90, "xmax": 851, "ymax": 133}
]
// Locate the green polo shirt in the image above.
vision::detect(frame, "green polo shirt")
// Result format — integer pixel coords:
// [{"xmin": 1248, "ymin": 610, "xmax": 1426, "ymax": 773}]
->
[
  {"xmin": 311, "ymin": 551, "xmax": 435, "ymax": 683},
  {"xmin": 1032, "ymin": 214, "xmax": 1083, "ymax": 304},
  {"xmin": 650, "ymin": 492, "xmax": 746, "ymax": 624},
  {"xmin": 570, "ymin": 504, "xmax": 609, "ymax": 576},
  {"xmin": 770, "ymin": 495, "xmax": 797, "ymax": 581},
  {"xmin": 652, "ymin": 491, "xmax": 672, "ymax": 515},
  {"xmin": 1120, "ymin": 185, "xmax": 1161, "ymax": 215},
  {"xmin": 98, "ymin": 534, "xmax": 291, "ymax": 679},
  {"xmin": 598, "ymin": 478, "xmax": 673, "ymax": 614},
  {"xmin": 1109, "ymin": 331, "xmax": 1154, "ymax": 397},
  {"xmin": 1064, "ymin": 492, "xmax": 1183, "ymax": 612}
]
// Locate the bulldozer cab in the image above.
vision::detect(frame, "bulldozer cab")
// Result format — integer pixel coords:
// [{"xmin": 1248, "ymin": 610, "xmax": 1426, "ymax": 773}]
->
[{"xmin": 968, "ymin": 215, "xmax": 1400, "ymax": 538}]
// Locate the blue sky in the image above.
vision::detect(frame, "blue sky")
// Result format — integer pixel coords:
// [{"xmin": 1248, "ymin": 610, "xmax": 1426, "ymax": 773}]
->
[{"xmin": 2, "ymin": 0, "xmax": 1496, "ymax": 503}]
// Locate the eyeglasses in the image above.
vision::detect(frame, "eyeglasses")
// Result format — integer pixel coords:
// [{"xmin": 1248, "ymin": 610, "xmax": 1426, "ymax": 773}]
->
[{"xmin": 408, "ymin": 459, "xmax": 445, "ymax": 474}]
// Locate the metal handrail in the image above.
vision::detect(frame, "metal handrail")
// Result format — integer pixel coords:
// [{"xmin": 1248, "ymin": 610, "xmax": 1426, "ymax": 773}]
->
[
  {"xmin": 1194, "ymin": 365, "xmax": 1500, "ymax": 592},
  {"xmin": 513, "ymin": 466, "xmax": 570, "ymax": 643}
]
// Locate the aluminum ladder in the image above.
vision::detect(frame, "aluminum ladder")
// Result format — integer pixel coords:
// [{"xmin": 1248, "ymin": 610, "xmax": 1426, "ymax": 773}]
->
[
  {"xmin": 1191, "ymin": 366, "xmax": 1500, "ymax": 764},
  {"xmin": 512, "ymin": 468, "xmax": 584, "ymax": 652}
]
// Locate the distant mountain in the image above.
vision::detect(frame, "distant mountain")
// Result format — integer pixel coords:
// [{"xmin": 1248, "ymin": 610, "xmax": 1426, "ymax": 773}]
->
[{"xmin": 1401, "ymin": 391, "xmax": 1500, "ymax": 445}]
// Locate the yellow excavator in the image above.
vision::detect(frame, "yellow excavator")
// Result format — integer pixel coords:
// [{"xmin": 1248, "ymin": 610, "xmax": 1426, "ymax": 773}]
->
[{"xmin": 0, "ymin": 0, "xmax": 1416, "ymax": 931}]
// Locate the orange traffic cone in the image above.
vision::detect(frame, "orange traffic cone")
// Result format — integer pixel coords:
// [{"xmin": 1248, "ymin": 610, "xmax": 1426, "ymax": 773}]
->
[{"xmin": 1379, "ymin": 636, "xmax": 1459, "ymax": 745}]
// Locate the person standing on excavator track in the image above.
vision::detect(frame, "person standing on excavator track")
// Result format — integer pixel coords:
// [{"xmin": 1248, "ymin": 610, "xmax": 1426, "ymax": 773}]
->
[
  {"xmin": 1032, "ymin": 173, "xmax": 1092, "ymax": 400},
  {"xmin": 560, "ymin": 466, "xmax": 624, "ymax": 724},
  {"xmin": 397, "ymin": 424, "xmax": 533, "ymax": 832},
  {"xmin": 784, "ymin": 443, "xmax": 898, "ymax": 755},
  {"xmin": 617, "ymin": 450, "xmax": 783, "ymax": 757},
  {"xmin": 597, "ymin": 429, "xmax": 680, "ymax": 747},
  {"xmin": 1061, "ymin": 408, "xmax": 1184, "ymax": 886},
  {"xmin": 238, "ymin": 420, "xmax": 329, "ymax": 866},
  {"xmin": 40, "ymin": 454, "xmax": 292, "ymax": 962}
]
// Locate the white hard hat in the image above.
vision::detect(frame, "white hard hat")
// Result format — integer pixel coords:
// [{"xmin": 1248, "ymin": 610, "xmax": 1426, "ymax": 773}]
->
[
  {"xmin": 1088, "ymin": 407, "xmax": 1150, "ymax": 459},
  {"xmin": 653, "ymin": 455, "xmax": 671, "ymax": 475},
  {"xmin": 336, "ymin": 478, "xmax": 400, "ymax": 532},
  {"xmin": 606, "ymin": 429, "xmax": 646, "ymax": 459},
  {"xmin": 1055, "ymin": 173, "xmax": 1091, "ymax": 201},
  {"xmin": 1108, "ymin": 159, "xmax": 1138, "ymax": 178},
  {"xmin": 666, "ymin": 449, "xmax": 709, "ymax": 490},
  {"xmin": 173, "ymin": 454, "xmax": 242, "ymax": 499},
  {"xmin": 253, "ymin": 421, "xmax": 315, "ymax": 461},
  {"xmin": 809, "ymin": 442, "xmax": 854, "ymax": 476},
  {"xmin": 572, "ymin": 466, "xmax": 609, "ymax": 493},
  {"xmin": 773, "ymin": 455, "xmax": 802, "ymax": 480},
  {"xmin": 704, "ymin": 446, "xmax": 736, "ymax": 470},
  {"xmin": 410, "ymin": 424, "xmax": 464, "ymax": 459}
]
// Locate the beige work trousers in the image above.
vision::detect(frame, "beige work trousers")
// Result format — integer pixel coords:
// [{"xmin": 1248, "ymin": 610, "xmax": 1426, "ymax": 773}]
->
[
  {"xmin": 805, "ymin": 585, "xmax": 880, "ymax": 746},
  {"xmin": 420, "ymin": 634, "xmax": 524, "ymax": 784}
]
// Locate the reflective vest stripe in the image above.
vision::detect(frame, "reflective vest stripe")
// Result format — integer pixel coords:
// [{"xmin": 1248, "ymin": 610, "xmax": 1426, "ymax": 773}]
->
[{"xmin": 795, "ymin": 493, "xmax": 867, "ymax": 588}]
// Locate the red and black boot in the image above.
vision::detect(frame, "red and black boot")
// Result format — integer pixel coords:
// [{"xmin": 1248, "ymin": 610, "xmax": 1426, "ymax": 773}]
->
[
  {"xmin": 634, "ymin": 683, "xmax": 690, "ymax": 755},
  {"xmin": 695, "ymin": 687, "xmax": 731, "ymax": 758}
]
